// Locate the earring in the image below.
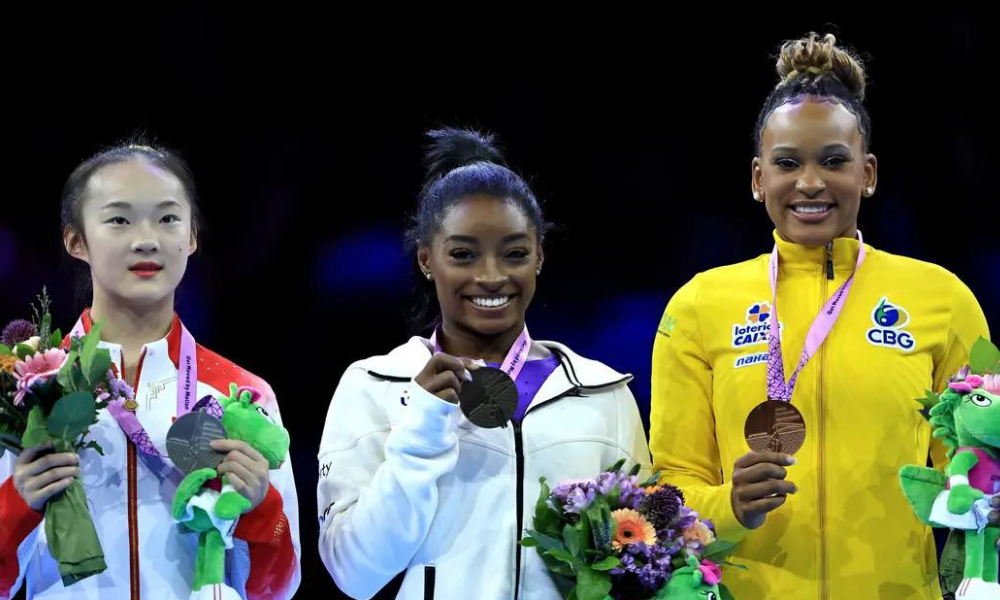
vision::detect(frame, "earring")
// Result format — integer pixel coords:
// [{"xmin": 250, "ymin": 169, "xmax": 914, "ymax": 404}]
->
[
  {"xmin": 752, "ymin": 190, "xmax": 763, "ymax": 202},
  {"xmin": 864, "ymin": 186, "xmax": 874, "ymax": 196},
  {"xmin": 424, "ymin": 271, "xmax": 433, "ymax": 281}
]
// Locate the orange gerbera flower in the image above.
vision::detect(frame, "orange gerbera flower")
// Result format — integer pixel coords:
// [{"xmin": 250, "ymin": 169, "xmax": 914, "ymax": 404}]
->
[{"xmin": 611, "ymin": 508, "xmax": 657, "ymax": 549}]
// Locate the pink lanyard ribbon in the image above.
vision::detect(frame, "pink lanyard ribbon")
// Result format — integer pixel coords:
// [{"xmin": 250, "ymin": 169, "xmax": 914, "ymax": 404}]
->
[
  {"xmin": 430, "ymin": 326, "xmax": 532, "ymax": 382},
  {"xmin": 766, "ymin": 233, "xmax": 866, "ymax": 402}
]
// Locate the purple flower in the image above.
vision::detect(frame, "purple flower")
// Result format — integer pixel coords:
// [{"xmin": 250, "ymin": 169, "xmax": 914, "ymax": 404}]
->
[
  {"xmin": 2, "ymin": 320, "xmax": 38, "ymax": 347},
  {"xmin": 609, "ymin": 541, "xmax": 676, "ymax": 592},
  {"xmin": 106, "ymin": 369, "xmax": 135, "ymax": 402},
  {"xmin": 675, "ymin": 506, "xmax": 698, "ymax": 532},
  {"xmin": 552, "ymin": 479, "xmax": 598, "ymax": 514},
  {"xmin": 616, "ymin": 474, "xmax": 647, "ymax": 509},
  {"xmin": 640, "ymin": 485, "xmax": 685, "ymax": 531},
  {"xmin": 596, "ymin": 472, "xmax": 618, "ymax": 495}
]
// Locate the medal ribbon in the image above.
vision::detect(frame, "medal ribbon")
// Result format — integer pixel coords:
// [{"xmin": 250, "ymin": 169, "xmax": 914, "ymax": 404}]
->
[{"xmin": 766, "ymin": 232, "xmax": 866, "ymax": 402}]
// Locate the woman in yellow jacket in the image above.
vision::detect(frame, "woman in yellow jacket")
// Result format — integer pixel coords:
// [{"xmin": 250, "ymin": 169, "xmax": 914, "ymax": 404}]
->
[{"xmin": 650, "ymin": 33, "xmax": 990, "ymax": 600}]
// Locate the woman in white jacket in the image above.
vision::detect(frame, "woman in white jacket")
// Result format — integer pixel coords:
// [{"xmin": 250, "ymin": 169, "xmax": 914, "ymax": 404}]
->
[{"xmin": 317, "ymin": 128, "xmax": 650, "ymax": 600}]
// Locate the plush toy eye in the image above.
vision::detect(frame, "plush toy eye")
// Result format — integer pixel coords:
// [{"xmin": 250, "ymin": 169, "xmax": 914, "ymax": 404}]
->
[
  {"xmin": 704, "ymin": 593, "xmax": 717, "ymax": 600},
  {"xmin": 969, "ymin": 393, "xmax": 993, "ymax": 407},
  {"xmin": 254, "ymin": 404, "xmax": 275, "ymax": 423}
]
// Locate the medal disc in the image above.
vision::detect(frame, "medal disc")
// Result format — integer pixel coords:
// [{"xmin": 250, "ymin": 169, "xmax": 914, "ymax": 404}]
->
[
  {"xmin": 166, "ymin": 411, "xmax": 228, "ymax": 473},
  {"xmin": 458, "ymin": 367, "xmax": 518, "ymax": 428},
  {"xmin": 744, "ymin": 400, "xmax": 806, "ymax": 455}
]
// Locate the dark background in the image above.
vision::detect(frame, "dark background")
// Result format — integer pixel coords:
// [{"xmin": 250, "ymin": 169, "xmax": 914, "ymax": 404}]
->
[{"xmin": 3, "ymin": 10, "xmax": 997, "ymax": 599}]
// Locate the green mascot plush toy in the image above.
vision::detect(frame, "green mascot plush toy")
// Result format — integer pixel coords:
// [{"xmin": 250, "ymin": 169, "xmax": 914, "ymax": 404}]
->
[
  {"xmin": 899, "ymin": 337, "xmax": 1000, "ymax": 600},
  {"xmin": 171, "ymin": 384, "xmax": 290, "ymax": 600},
  {"xmin": 655, "ymin": 555, "xmax": 721, "ymax": 600}
]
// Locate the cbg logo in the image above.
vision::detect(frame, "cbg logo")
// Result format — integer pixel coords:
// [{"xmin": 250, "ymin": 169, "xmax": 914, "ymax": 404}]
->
[{"xmin": 866, "ymin": 297, "xmax": 915, "ymax": 351}]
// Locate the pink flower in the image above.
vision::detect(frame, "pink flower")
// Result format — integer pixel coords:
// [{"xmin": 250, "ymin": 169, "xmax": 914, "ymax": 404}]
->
[
  {"xmin": 13, "ymin": 348, "xmax": 67, "ymax": 405},
  {"xmin": 965, "ymin": 375, "xmax": 985, "ymax": 389},
  {"xmin": 698, "ymin": 560, "xmax": 722, "ymax": 586},
  {"xmin": 949, "ymin": 382, "xmax": 973, "ymax": 393},
  {"xmin": 983, "ymin": 374, "xmax": 1000, "ymax": 395}
]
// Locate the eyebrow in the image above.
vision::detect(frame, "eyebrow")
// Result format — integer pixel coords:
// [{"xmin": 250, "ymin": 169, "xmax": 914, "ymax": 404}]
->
[
  {"xmin": 100, "ymin": 199, "xmax": 183, "ymax": 210},
  {"xmin": 444, "ymin": 232, "xmax": 531, "ymax": 244},
  {"xmin": 770, "ymin": 143, "xmax": 853, "ymax": 154}
]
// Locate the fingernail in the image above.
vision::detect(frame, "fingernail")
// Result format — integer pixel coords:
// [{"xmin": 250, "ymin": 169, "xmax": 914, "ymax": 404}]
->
[
  {"xmin": 786, "ymin": 457, "xmax": 797, "ymax": 466},
  {"xmin": 463, "ymin": 370, "xmax": 473, "ymax": 382}
]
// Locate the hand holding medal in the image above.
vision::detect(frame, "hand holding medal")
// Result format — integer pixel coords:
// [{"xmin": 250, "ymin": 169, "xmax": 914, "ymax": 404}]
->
[
  {"xmin": 414, "ymin": 353, "xmax": 481, "ymax": 405},
  {"xmin": 420, "ymin": 327, "xmax": 531, "ymax": 429}
]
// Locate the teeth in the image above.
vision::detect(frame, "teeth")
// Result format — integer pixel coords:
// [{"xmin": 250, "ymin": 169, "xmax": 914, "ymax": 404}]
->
[
  {"xmin": 792, "ymin": 205, "xmax": 831, "ymax": 214},
  {"xmin": 471, "ymin": 296, "xmax": 510, "ymax": 308}
]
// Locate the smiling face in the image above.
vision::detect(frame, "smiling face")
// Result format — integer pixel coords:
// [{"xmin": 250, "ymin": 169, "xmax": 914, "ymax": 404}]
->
[
  {"xmin": 63, "ymin": 158, "xmax": 198, "ymax": 308},
  {"xmin": 417, "ymin": 194, "xmax": 543, "ymax": 340},
  {"xmin": 752, "ymin": 97, "xmax": 877, "ymax": 246}
]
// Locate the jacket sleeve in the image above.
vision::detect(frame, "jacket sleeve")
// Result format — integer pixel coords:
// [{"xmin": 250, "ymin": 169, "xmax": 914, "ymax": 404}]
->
[
  {"xmin": 0, "ymin": 452, "xmax": 43, "ymax": 600},
  {"xmin": 650, "ymin": 275, "xmax": 752, "ymax": 544},
  {"xmin": 929, "ymin": 275, "xmax": 991, "ymax": 470},
  {"xmin": 317, "ymin": 367, "xmax": 461, "ymax": 600}
]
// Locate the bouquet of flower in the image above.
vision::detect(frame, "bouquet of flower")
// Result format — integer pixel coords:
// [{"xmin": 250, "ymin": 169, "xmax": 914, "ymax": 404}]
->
[
  {"xmin": 0, "ymin": 289, "xmax": 131, "ymax": 585},
  {"xmin": 521, "ymin": 460, "xmax": 741, "ymax": 600}
]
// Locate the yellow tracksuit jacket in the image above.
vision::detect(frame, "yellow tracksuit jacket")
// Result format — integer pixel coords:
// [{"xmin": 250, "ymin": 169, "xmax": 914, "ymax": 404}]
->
[{"xmin": 651, "ymin": 232, "xmax": 990, "ymax": 599}]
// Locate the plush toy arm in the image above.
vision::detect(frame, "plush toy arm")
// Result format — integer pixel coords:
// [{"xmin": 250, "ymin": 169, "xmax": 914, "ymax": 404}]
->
[
  {"xmin": 899, "ymin": 465, "xmax": 947, "ymax": 525},
  {"xmin": 946, "ymin": 450, "xmax": 985, "ymax": 514},
  {"xmin": 215, "ymin": 486, "xmax": 252, "ymax": 520},
  {"xmin": 172, "ymin": 468, "xmax": 220, "ymax": 520}
]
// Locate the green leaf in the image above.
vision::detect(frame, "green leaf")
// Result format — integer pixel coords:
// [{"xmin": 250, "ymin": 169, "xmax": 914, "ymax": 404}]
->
[
  {"xmin": 719, "ymin": 584, "xmax": 736, "ymax": 600},
  {"xmin": 48, "ymin": 329, "xmax": 63, "ymax": 350},
  {"xmin": 585, "ymin": 502, "xmax": 614, "ymax": 552},
  {"xmin": 543, "ymin": 548, "xmax": 581, "ymax": 568},
  {"xmin": 564, "ymin": 523, "xmax": 585, "ymax": 558},
  {"xmin": 519, "ymin": 537, "xmax": 539, "ymax": 548},
  {"xmin": 57, "ymin": 350, "xmax": 79, "ymax": 390},
  {"xmin": 46, "ymin": 392, "xmax": 95, "ymax": 442},
  {"xmin": 628, "ymin": 462, "xmax": 641, "ymax": 477},
  {"xmin": 715, "ymin": 559, "xmax": 748, "ymax": 571},
  {"xmin": 79, "ymin": 323, "xmax": 103, "ymax": 384},
  {"xmin": 22, "ymin": 405, "xmax": 50, "ymax": 448},
  {"xmin": 969, "ymin": 336, "xmax": 1000, "ymax": 375},
  {"xmin": 524, "ymin": 530, "xmax": 567, "ymax": 555},
  {"xmin": 590, "ymin": 556, "xmax": 621, "ymax": 571},
  {"xmin": 14, "ymin": 344, "xmax": 36, "ymax": 360},
  {"xmin": 641, "ymin": 471, "xmax": 662, "ymax": 488},
  {"xmin": 575, "ymin": 567, "xmax": 612, "ymax": 600},
  {"xmin": 80, "ymin": 439, "xmax": 104, "ymax": 456},
  {"xmin": 702, "ymin": 540, "xmax": 739, "ymax": 562},
  {"xmin": 0, "ymin": 344, "xmax": 12, "ymax": 358},
  {"xmin": 539, "ymin": 553, "xmax": 576, "ymax": 578},
  {"xmin": 918, "ymin": 390, "xmax": 940, "ymax": 410},
  {"xmin": 533, "ymin": 478, "xmax": 561, "ymax": 536},
  {"xmin": 604, "ymin": 458, "xmax": 626, "ymax": 474},
  {"xmin": 86, "ymin": 349, "xmax": 112, "ymax": 388}
]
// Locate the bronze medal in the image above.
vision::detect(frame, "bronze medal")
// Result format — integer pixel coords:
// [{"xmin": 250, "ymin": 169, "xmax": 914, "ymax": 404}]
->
[{"xmin": 744, "ymin": 400, "xmax": 806, "ymax": 455}]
